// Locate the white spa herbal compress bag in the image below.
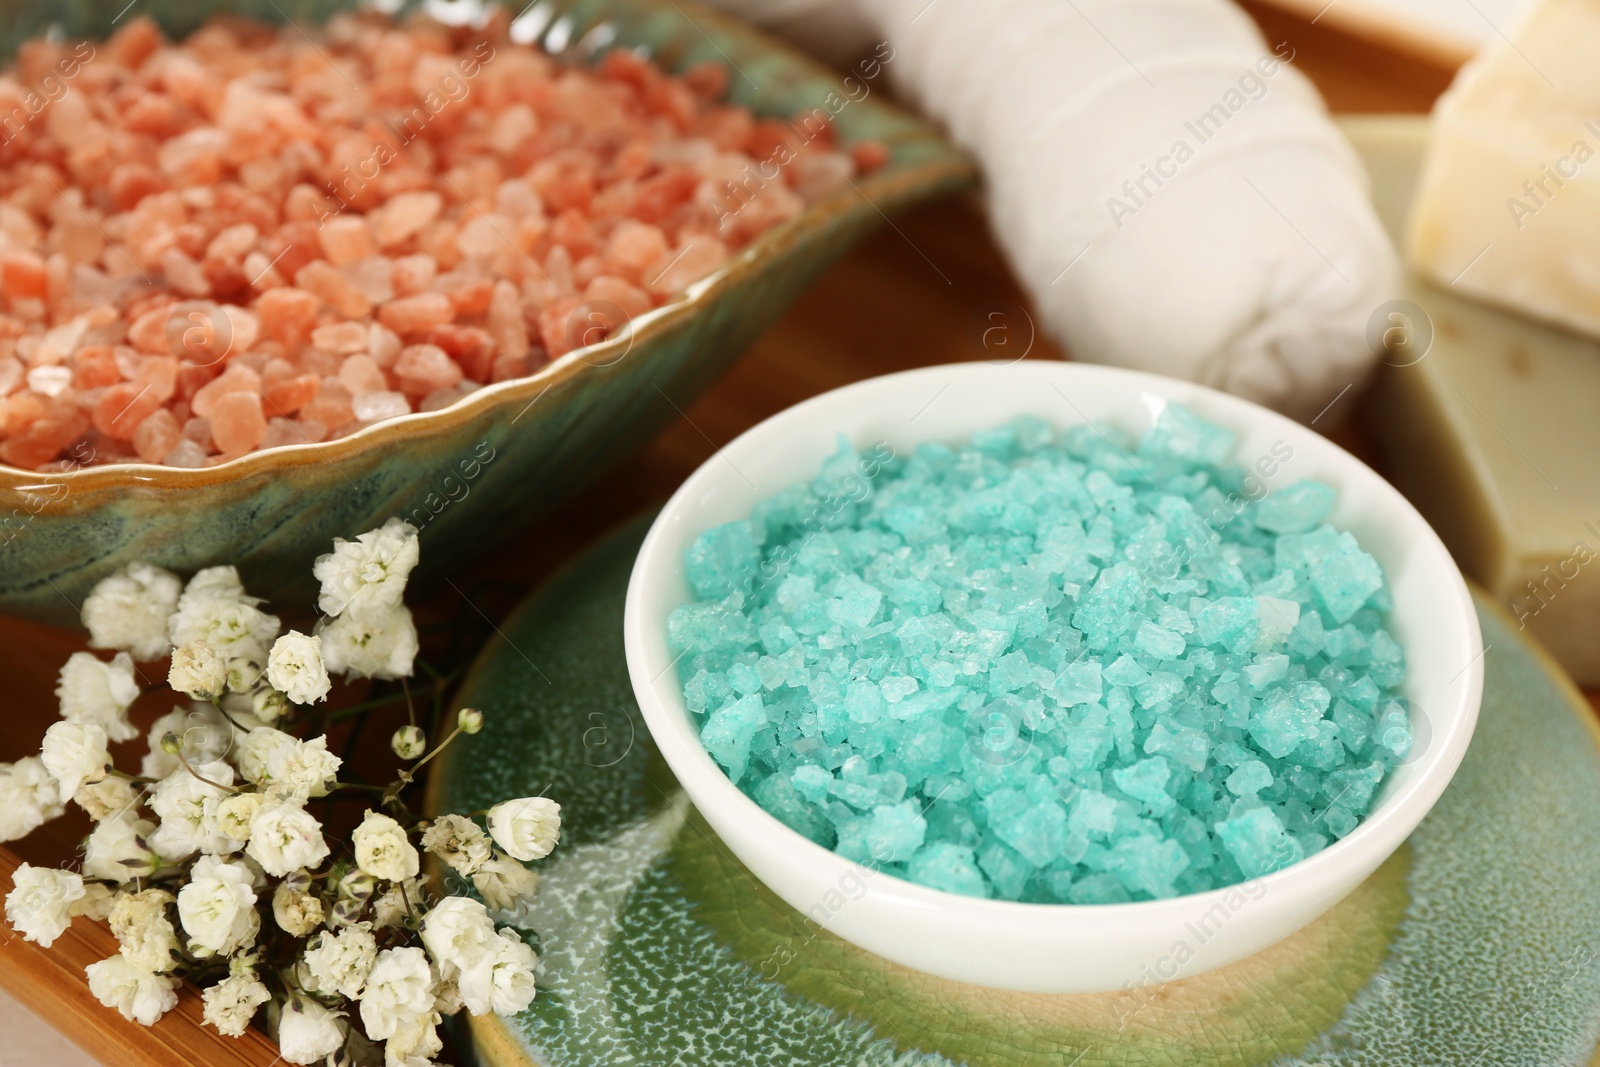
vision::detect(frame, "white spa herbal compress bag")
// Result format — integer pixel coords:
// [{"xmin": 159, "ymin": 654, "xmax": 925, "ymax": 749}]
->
[{"xmin": 705, "ymin": 0, "xmax": 1400, "ymax": 422}]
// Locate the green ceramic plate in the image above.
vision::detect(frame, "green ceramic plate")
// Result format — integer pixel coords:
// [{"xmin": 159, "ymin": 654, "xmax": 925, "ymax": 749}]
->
[{"xmin": 430, "ymin": 516, "xmax": 1600, "ymax": 1067}]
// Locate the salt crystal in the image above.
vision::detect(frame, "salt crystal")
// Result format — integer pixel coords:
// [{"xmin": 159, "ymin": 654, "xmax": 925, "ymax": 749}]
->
[
  {"xmin": 26, "ymin": 365, "xmax": 71, "ymax": 397},
  {"xmin": 373, "ymin": 191, "xmax": 442, "ymax": 248},
  {"xmin": 162, "ymin": 437, "xmax": 208, "ymax": 468},
  {"xmin": 311, "ymin": 321, "xmax": 368, "ymax": 355},
  {"xmin": 351, "ymin": 390, "xmax": 411, "ymax": 423},
  {"xmin": 337, "ymin": 355, "xmax": 389, "ymax": 395},
  {"xmin": 667, "ymin": 409, "xmax": 1410, "ymax": 902},
  {"xmin": 209, "ymin": 391, "xmax": 267, "ymax": 454}
]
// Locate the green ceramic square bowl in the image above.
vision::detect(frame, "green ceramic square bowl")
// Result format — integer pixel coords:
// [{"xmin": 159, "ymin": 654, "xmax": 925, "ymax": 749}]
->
[{"xmin": 0, "ymin": 0, "xmax": 973, "ymax": 624}]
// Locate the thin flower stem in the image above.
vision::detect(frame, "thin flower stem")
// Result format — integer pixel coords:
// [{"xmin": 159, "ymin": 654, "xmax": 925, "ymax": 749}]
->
[
  {"xmin": 324, "ymin": 670, "xmax": 461, "ymax": 724},
  {"xmin": 407, "ymin": 724, "xmax": 463, "ymax": 775},
  {"xmin": 174, "ymin": 746, "xmax": 239, "ymax": 793},
  {"xmin": 402, "ymin": 676, "xmax": 415, "ymax": 727},
  {"xmin": 108, "ymin": 768, "xmax": 159, "ymax": 784},
  {"xmin": 209, "ymin": 700, "xmax": 254, "ymax": 734}
]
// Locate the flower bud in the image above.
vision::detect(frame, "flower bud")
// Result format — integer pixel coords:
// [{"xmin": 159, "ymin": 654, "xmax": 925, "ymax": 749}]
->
[
  {"xmin": 329, "ymin": 897, "xmax": 365, "ymax": 928},
  {"xmin": 391, "ymin": 725, "xmax": 426, "ymax": 759},
  {"xmin": 458, "ymin": 708, "xmax": 484, "ymax": 734},
  {"xmin": 337, "ymin": 869, "xmax": 376, "ymax": 902},
  {"xmin": 252, "ymin": 687, "xmax": 289, "ymax": 723},
  {"xmin": 160, "ymin": 731, "xmax": 183, "ymax": 755}
]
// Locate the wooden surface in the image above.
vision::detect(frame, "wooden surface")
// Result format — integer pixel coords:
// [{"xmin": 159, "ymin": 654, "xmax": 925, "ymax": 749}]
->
[{"xmin": 0, "ymin": 11, "xmax": 1476, "ymax": 1067}]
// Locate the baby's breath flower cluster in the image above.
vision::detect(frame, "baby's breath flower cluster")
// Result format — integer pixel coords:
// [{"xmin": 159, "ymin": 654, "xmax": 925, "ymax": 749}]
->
[{"xmin": 1, "ymin": 520, "xmax": 559, "ymax": 1066}]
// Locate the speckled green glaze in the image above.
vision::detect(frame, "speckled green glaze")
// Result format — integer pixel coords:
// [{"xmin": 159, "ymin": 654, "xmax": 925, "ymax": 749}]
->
[
  {"xmin": 429, "ymin": 516, "xmax": 1600, "ymax": 1067},
  {"xmin": 0, "ymin": 0, "xmax": 974, "ymax": 626}
]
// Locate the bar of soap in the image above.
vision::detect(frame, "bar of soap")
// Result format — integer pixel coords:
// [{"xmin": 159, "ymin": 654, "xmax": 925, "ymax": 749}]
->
[
  {"xmin": 1351, "ymin": 116, "xmax": 1600, "ymax": 684},
  {"xmin": 1405, "ymin": 0, "xmax": 1600, "ymax": 336}
]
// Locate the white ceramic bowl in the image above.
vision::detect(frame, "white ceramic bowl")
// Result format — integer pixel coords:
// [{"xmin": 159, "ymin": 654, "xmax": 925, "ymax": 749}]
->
[{"xmin": 623, "ymin": 361, "xmax": 1483, "ymax": 994}]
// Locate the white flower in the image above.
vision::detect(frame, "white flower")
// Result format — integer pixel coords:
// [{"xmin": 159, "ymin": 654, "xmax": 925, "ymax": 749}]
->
[
  {"xmin": 82, "ymin": 562, "xmax": 182, "ymax": 661},
  {"xmin": 266, "ymin": 631, "xmax": 331, "ymax": 705},
  {"xmin": 201, "ymin": 973, "xmax": 270, "ymax": 1038},
  {"xmin": 353, "ymin": 811, "xmax": 419, "ymax": 882},
  {"xmin": 73, "ymin": 883, "xmax": 116, "ymax": 921},
  {"xmin": 433, "ymin": 978, "xmax": 464, "ymax": 1017},
  {"xmin": 177, "ymin": 855, "xmax": 259, "ymax": 957},
  {"xmin": 176, "ymin": 565, "xmax": 252, "ymax": 608},
  {"xmin": 316, "ymin": 603, "xmax": 418, "ymax": 680},
  {"xmin": 371, "ymin": 878, "xmax": 425, "ymax": 930},
  {"xmin": 141, "ymin": 704, "xmax": 231, "ymax": 780},
  {"xmin": 0, "ymin": 757, "xmax": 64, "ymax": 841},
  {"xmin": 247, "ymin": 799, "xmax": 330, "ymax": 877},
  {"xmin": 168, "ymin": 567, "xmax": 279, "ymax": 691},
  {"xmin": 214, "ymin": 791, "xmax": 262, "ymax": 844},
  {"xmin": 302, "ymin": 922, "xmax": 377, "ymax": 999},
  {"xmin": 272, "ymin": 881, "xmax": 325, "ymax": 936},
  {"xmin": 74, "ymin": 775, "xmax": 141, "ymax": 822},
  {"xmin": 86, "ymin": 952, "xmax": 179, "ymax": 1025},
  {"xmin": 168, "ymin": 640, "xmax": 228, "ymax": 702},
  {"xmin": 314, "ymin": 518, "xmax": 420, "ymax": 618},
  {"xmin": 458, "ymin": 928, "xmax": 538, "ymax": 1016},
  {"xmin": 108, "ymin": 888, "xmax": 180, "ymax": 973},
  {"xmin": 276, "ymin": 994, "xmax": 347, "ymax": 1065},
  {"xmin": 421, "ymin": 814, "xmax": 491, "ymax": 877},
  {"xmin": 84, "ymin": 810, "xmax": 161, "ymax": 882},
  {"xmin": 384, "ymin": 1010, "xmax": 443, "ymax": 1067},
  {"xmin": 472, "ymin": 855, "xmax": 541, "ymax": 916},
  {"xmin": 237, "ymin": 728, "xmax": 341, "ymax": 800},
  {"xmin": 419, "ymin": 896, "xmax": 496, "ymax": 979},
  {"xmin": 487, "ymin": 797, "xmax": 561, "ymax": 862},
  {"xmin": 391, "ymin": 725, "xmax": 426, "ymax": 760},
  {"xmin": 56, "ymin": 651, "xmax": 141, "ymax": 742},
  {"xmin": 4, "ymin": 864, "xmax": 84, "ymax": 947},
  {"xmin": 359, "ymin": 945, "xmax": 435, "ymax": 1041},
  {"xmin": 252, "ymin": 686, "xmax": 289, "ymax": 722},
  {"xmin": 148, "ymin": 761, "xmax": 239, "ymax": 860},
  {"xmin": 40, "ymin": 721, "xmax": 111, "ymax": 804}
]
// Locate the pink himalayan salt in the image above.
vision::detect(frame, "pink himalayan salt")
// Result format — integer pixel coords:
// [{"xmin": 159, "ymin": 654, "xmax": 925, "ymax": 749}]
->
[
  {"xmin": 211, "ymin": 391, "xmax": 268, "ymax": 454},
  {"xmin": 311, "ymin": 321, "xmax": 369, "ymax": 355},
  {"xmin": 257, "ymin": 288, "xmax": 320, "ymax": 345},
  {"xmin": 352, "ymin": 391, "xmax": 410, "ymax": 423},
  {"xmin": 391, "ymin": 255, "xmax": 437, "ymax": 297},
  {"xmin": 163, "ymin": 438, "xmax": 208, "ymax": 468},
  {"xmin": 420, "ymin": 381, "xmax": 479, "ymax": 412},
  {"xmin": 394, "ymin": 344, "xmax": 462, "ymax": 393},
  {"xmin": 300, "ymin": 379, "xmax": 356, "ymax": 430},
  {"xmin": 368, "ymin": 324, "xmax": 402, "ymax": 368},
  {"xmin": 379, "ymin": 292, "xmax": 455, "ymax": 334},
  {"xmin": 93, "ymin": 382, "xmax": 163, "ymax": 440},
  {"xmin": 132, "ymin": 408, "xmax": 181, "ymax": 463},
  {"xmin": 191, "ymin": 364, "xmax": 262, "ymax": 420},
  {"xmin": 487, "ymin": 280, "xmax": 528, "ymax": 362},
  {"xmin": 264, "ymin": 373, "xmax": 321, "ymax": 416},
  {"xmin": 646, "ymin": 236, "xmax": 730, "ymax": 298},
  {"xmin": 604, "ymin": 221, "xmax": 670, "ymax": 283},
  {"xmin": 338, "ymin": 355, "xmax": 389, "ymax": 395},
  {"xmin": 584, "ymin": 276, "xmax": 652, "ymax": 319},
  {"xmin": 0, "ymin": 13, "xmax": 881, "ymax": 469},
  {"xmin": 320, "ymin": 216, "xmax": 376, "ymax": 266},
  {"xmin": 182, "ymin": 417, "xmax": 213, "ymax": 449},
  {"xmin": 259, "ymin": 417, "xmax": 302, "ymax": 451},
  {"xmin": 374, "ymin": 192, "xmax": 443, "ymax": 249},
  {"xmin": 296, "ymin": 261, "xmax": 371, "ymax": 320}
]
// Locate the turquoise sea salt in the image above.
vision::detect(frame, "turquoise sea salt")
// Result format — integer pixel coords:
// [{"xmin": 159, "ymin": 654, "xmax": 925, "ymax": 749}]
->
[{"xmin": 666, "ymin": 405, "xmax": 1412, "ymax": 903}]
